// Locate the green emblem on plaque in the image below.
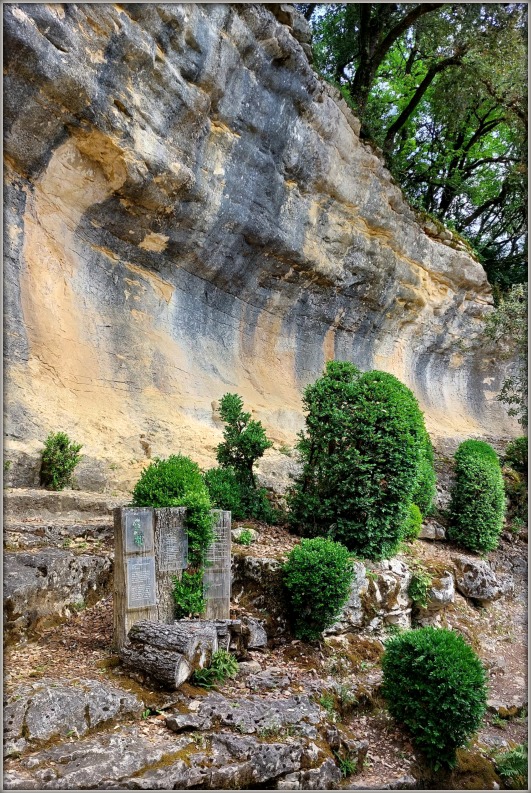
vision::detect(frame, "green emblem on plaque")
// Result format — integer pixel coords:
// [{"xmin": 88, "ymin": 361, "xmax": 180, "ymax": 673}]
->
[{"xmin": 132, "ymin": 519, "xmax": 144, "ymax": 548}]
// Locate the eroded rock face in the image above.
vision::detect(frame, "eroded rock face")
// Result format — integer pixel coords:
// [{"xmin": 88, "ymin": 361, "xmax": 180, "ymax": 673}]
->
[
  {"xmin": 3, "ymin": 679, "xmax": 143, "ymax": 758},
  {"xmin": 3, "ymin": 549, "xmax": 113, "ymax": 642},
  {"xmin": 3, "ymin": 3, "xmax": 517, "ymax": 491},
  {"xmin": 453, "ymin": 556, "xmax": 514, "ymax": 604}
]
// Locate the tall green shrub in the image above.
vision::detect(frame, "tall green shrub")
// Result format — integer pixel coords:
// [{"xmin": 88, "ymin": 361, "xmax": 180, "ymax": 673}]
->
[
  {"xmin": 215, "ymin": 393, "xmax": 276, "ymax": 522},
  {"xmin": 382, "ymin": 627, "xmax": 488, "ymax": 769},
  {"xmin": 283, "ymin": 538, "xmax": 354, "ymax": 640},
  {"xmin": 411, "ymin": 430, "xmax": 437, "ymax": 516},
  {"xmin": 448, "ymin": 440, "xmax": 505, "ymax": 553},
  {"xmin": 216, "ymin": 393, "xmax": 273, "ymax": 489},
  {"xmin": 288, "ymin": 363, "xmax": 433, "ymax": 560},
  {"xmin": 40, "ymin": 432, "xmax": 82, "ymax": 491},
  {"xmin": 132, "ymin": 455, "xmax": 214, "ymax": 616}
]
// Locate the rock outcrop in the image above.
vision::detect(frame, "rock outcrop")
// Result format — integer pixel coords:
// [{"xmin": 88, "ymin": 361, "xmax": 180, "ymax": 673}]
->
[{"xmin": 3, "ymin": 3, "xmax": 517, "ymax": 491}]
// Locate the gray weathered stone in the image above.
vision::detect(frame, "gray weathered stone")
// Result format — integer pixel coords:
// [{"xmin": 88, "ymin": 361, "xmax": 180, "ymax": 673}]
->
[
  {"xmin": 3, "ymin": 679, "xmax": 142, "ymax": 758},
  {"xmin": 3, "ymin": 549, "xmax": 112, "ymax": 641},
  {"xmin": 419, "ymin": 519, "xmax": 447, "ymax": 540},
  {"xmin": 166, "ymin": 691, "xmax": 322, "ymax": 738},
  {"xmin": 454, "ymin": 556, "xmax": 514, "ymax": 603}
]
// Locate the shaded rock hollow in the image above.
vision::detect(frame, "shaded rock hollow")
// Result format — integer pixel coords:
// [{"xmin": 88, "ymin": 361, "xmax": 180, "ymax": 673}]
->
[{"xmin": 3, "ymin": 3, "xmax": 517, "ymax": 491}]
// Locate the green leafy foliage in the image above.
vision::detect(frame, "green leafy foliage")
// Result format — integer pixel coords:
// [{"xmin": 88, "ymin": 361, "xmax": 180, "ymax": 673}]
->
[
  {"xmin": 334, "ymin": 751, "xmax": 357, "ymax": 778},
  {"xmin": 382, "ymin": 627, "xmax": 488, "ymax": 768},
  {"xmin": 216, "ymin": 393, "xmax": 273, "ymax": 489},
  {"xmin": 172, "ymin": 570, "xmax": 206, "ymax": 619},
  {"xmin": 306, "ymin": 3, "xmax": 527, "ymax": 289},
  {"xmin": 40, "ymin": 432, "xmax": 82, "ymax": 491},
  {"xmin": 408, "ymin": 567, "xmax": 432, "ymax": 608},
  {"xmin": 504, "ymin": 436, "xmax": 528, "ymax": 474},
  {"xmin": 448, "ymin": 440, "xmax": 505, "ymax": 553},
  {"xmin": 191, "ymin": 649, "xmax": 239, "ymax": 689},
  {"xmin": 234, "ymin": 529, "xmax": 253, "ymax": 546},
  {"xmin": 411, "ymin": 432, "xmax": 437, "ymax": 516},
  {"xmin": 283, "ymin": 537, "xmax": 355, "ymax": 641},
  {"xmin": 132, "ymin": 455, "xmax": 214, "ymax": 566},
  {"xmin": 288, "ymin": 362, "xmax": 434, "ymax": 560},
  {"xmin": 402, "ymin": 503, "xmax": 423, "ymax": 542},
  {"xmin": 203, "ymin": 467, "xmax": 245, "ymax": 520},
  {"xmin": 494, "ymin": 743, "xmax": 528, "ymax": 789},
  {"xmin": 215, "ymin": 393, "xmax": 278, "ymax": 523}
]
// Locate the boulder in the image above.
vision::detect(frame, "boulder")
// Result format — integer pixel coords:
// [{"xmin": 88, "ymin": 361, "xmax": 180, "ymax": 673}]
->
[
  {"xmin": 166, "ymin": 691, "xmax": 322, "ymax": 738},
  {"xmin": 419, "ymin": 519, "xmax": 446, "ymax": 540},
  {"xmin": 3, "ymin": 679, "xmax": 143, "ymax": 758},
  {"xmin": 3, "ymin": 549, "xmax": 113, "ymax": 642},
  {"xmin": 453, "ymin": 557, "xmax": 513, "ymax": 603},
  {"xmin": 231, "ymin": 527, "xmax": 259, "ymax": 543}
]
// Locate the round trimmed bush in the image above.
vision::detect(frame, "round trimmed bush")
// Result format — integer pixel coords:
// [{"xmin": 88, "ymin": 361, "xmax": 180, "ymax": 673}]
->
[
  {"xmin": 132, "ymin": 455, "xmax": 214, "ymax": 565},
  {"xmin": 448, "ymin": 440, "xmax": 505, "ymax": 553},
  {"xmin": 288, "ymin": 364, "xmax": 435, "ymax": 560},
  {"xmin": 402, "ymin": 503, "xmax": 423, "ymax": 541},
  {"xmin": 203, "ymin": 467, "xmax": 245, "ymax": 520},
  {"xmin": 382, "ymin": 627, "xmax": 488, "ymax": 768},
  {"xmin": 283, "ymin": 538, "xmax": 354, "ymax": 641}
]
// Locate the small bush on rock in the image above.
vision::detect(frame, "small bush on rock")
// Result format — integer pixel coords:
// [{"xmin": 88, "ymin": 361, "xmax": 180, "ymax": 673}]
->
[
  {"xmin": 382, "ymin": 627, "xmax": 488, "ymax": 769},
  {"xmin": 288, "ymin": 362, "xmax": 434, "ymax": 560},
  {"xmin": 448, "ymin": 440, "xmax": 505, "ymax": 553},
  {"xmin": 283, "ymin": 537, "xmax": 354, "ymax": 641},
  {"xmin": 40, "ymin": 432, "xmax": 82, "ymax": 491},
  {"xmin": 402, "ymin": 503, "xmax": 423, "ymax": 541},
  {"xmin": 504, "ymin": 436, "xmax": 528, "ymax": 474}
]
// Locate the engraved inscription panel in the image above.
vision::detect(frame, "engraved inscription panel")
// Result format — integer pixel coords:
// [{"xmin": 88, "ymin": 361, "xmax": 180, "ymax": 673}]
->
[
  {"xmin": 127, "ymin": 556, "xmax": 156, "ymax": 609},
  {"xmin": 125, "ymin": 509, "xmax": 154, "ymax": 554},
  {"xmin": 160, "ymin": 524, "xmax": 188, "ymax": 572}
]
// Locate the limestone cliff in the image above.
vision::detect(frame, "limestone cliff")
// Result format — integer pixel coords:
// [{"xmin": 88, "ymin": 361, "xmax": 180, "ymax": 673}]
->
[{"xmin": 3, "ymin": 3, "xmax": 517, "ymax": 491}]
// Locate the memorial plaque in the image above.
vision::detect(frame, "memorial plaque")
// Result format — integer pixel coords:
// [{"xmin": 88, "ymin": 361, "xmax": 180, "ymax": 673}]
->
[
  {"xmin": 127, "ymin": 556, "xmax": 156, "ymax": 609},
  {"xmin": 125, "ymin": 509, "xmax": 153, "ymax": 554},
  {"xmin": 203, "ymin": 510, "xmax": 231, "ymax": 619},
  {"xmin": 159, "ymin": 523, "xmax": 188, "ymax": 573}
]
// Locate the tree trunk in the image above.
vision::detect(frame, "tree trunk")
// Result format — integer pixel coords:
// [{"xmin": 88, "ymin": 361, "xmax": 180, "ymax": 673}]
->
[{"xmin": 119, "ymin": 619, "xmax": 219, "ymax": 688}]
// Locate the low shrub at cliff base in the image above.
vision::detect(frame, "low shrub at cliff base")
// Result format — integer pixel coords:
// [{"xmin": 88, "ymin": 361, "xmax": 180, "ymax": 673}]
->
[
  {"xmin": 503, "ymin": 436, "xmax": 528, "ymax": 475},
  {"xmin": 283, "ymin": 537, "xmax": 354, "ymax": 641},
  {"xmin": 203, "ymin": 467, "xmax": 245, "ymax": 520},
  {"xmin": 40, "ymin": 432, "xmax": 82, "ymax": 491},
  {"xmin": 382, "ymin": 627, "xmax": 488, "ymax": 769},
  {"xmin": 132, "ymin": 455, "xmax": 215, "ymax": 615},
  {"xmin": 204, "ymin": 466, "xmax": 278, "ymax": 524},
  {"xmin": 448, "ymin": 440, "xmax": 505, "ymax": 553},
  {"xmin": 288, "ymin": 363, "xmax": 435, "ymax": 560},
  {"xmin": 402, "ymin": 503, "xmax": 423, "ymax": 541}
]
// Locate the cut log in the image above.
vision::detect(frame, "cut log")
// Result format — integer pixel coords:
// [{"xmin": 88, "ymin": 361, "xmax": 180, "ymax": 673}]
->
[{"xmin": 119, "ymin": 619, "xmax": 219, "ymax": 689}]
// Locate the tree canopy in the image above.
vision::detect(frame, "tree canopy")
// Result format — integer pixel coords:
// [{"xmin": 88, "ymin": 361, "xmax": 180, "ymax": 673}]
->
[{"xmin": 297, "ymin": 3, "xmax": 527, "ymax": 290}]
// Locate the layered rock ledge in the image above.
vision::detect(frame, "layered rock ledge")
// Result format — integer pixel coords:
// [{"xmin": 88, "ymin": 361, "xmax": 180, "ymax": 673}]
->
[{"xmin": 3, "ymin": 3, "xmax": 517, "ymax": 491}]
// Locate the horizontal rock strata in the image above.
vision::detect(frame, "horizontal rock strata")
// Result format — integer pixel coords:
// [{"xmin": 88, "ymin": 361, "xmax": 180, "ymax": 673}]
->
[{"xmin": 3, "ymin": 3, "xmax": 518, "ymax": 491}]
